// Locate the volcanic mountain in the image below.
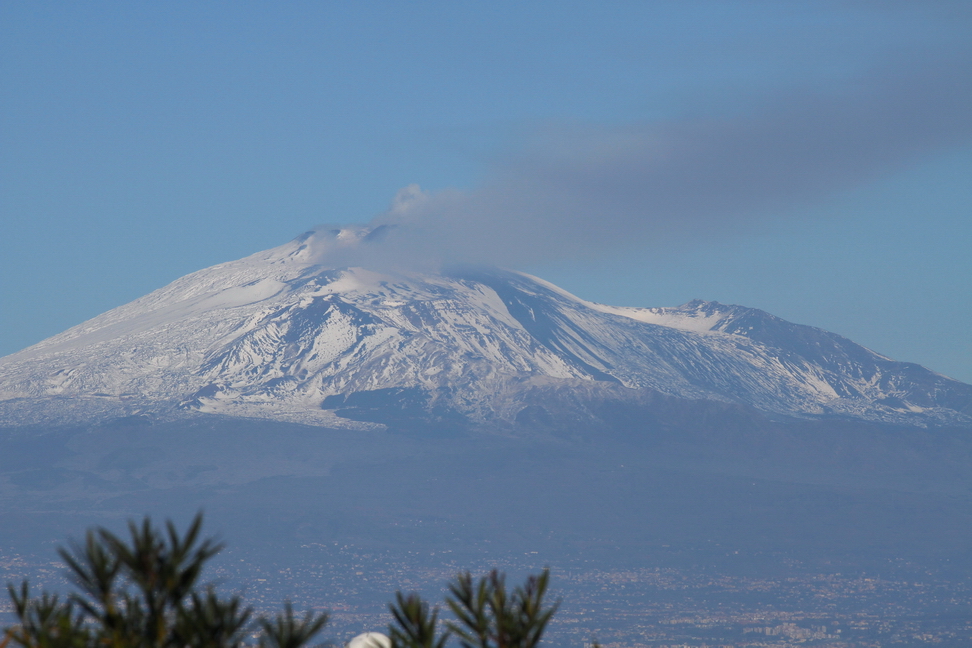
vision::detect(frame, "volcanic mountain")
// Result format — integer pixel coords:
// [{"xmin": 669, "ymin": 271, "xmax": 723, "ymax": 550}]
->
[{"xmin": 1, "ymin": 226, "xmax": 969, "ymax": 429}]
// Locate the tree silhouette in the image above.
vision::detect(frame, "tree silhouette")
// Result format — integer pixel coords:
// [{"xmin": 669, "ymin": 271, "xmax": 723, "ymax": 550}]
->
[
  {"xmin": 386, "ymin": 570, "xmax": 559, "ymax": 648},
  {"xmin": 3, "ymin": 516, "xmax": 562, "ymax": 648},
  {"xmin": 2, "ymin": 514, "xmax": 327, "ymax": 648}
]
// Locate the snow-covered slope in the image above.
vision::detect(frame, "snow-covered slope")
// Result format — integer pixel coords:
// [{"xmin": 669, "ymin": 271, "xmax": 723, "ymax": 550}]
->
[{"xmin": 1, "ymin": 227, "xmax": 969, "ymax": 428}]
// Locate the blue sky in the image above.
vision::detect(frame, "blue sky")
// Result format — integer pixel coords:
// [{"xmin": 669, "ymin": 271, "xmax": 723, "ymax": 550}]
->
[{"xmin": 2, "ymin": 1, "xmax": 970, "ymax": 382}]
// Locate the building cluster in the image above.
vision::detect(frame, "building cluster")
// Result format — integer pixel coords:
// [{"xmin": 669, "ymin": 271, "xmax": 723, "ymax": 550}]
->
[{"xmin": 3, "ymin": 545, "xmax": 972, "ymax": 647}]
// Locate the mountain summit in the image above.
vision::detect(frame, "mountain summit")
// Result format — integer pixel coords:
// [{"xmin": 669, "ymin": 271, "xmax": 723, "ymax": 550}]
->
[{"xmin": 1, "ymin": 227, "xmax": 969, "ymax": 429}]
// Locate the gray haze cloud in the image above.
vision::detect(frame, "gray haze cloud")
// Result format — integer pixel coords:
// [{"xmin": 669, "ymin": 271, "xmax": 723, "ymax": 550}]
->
[{"xmin": 362, "ymin": 51, "xmax": 972, "ymax": 269}]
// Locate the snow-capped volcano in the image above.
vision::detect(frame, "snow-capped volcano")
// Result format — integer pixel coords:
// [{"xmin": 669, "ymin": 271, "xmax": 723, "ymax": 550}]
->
[{"xmin": 1, "ymin": 227, "xmax": 969, "ymax": 428}]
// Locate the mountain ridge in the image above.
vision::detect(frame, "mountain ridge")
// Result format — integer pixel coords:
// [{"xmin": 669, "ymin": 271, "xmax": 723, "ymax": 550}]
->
[{"xmin": 1, "ymin": 227, "xmax": 969, "ymax": 429}]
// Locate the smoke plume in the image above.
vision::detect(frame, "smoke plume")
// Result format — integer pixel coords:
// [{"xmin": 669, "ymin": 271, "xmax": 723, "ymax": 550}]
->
[{"xmin": 357, "ymin": 51, "xmax": 972, "ymax": 269}]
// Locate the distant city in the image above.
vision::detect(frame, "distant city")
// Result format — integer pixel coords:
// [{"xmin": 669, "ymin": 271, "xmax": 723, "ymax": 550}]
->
[{"xmin": 5, "ymin": 543, "xmax": 972, "ymax": 647}]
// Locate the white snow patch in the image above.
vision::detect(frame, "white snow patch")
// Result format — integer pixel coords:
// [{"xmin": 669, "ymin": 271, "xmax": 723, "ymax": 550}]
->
[{"xmin": 587, "ymin": 304, "xmax": 727, "ymax": 333}]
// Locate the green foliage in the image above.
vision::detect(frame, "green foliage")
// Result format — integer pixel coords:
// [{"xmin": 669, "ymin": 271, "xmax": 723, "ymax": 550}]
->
[
  {"xmin": 4, "ymin": 581, "xmax": 90, "ymax": 648},
  {"xmin": 388, "ymin": 592, "xmax": 448, "ymax": 648},
  {"xmin": 5, "ymin": 516, "xmax": 562, "ymax": 648},
  {"xmin": 172, "ymin": 587, "xmax": 252, "ymax": 648},
  {"xmin": 388, "ymin": 570, "xmax": 558, "ymax": 648},
  {"xmin": 255, "ymin": 603, "xmax": 329, "ymax": 648},
  {"xmin": 3, "ymin": 514, "xmax": 327, "ymax": 648}
]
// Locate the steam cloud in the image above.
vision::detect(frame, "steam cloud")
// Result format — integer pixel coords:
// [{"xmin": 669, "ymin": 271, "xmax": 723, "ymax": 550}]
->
[{"xmin": 359, "ymin": 51, "xmax": 972, "ymax": 269}]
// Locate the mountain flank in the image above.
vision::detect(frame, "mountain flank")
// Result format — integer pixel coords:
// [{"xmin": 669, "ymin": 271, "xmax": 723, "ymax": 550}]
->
[{"xmin": 1, "ymin": 227, "xmax": 968, "ymax": 431}]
